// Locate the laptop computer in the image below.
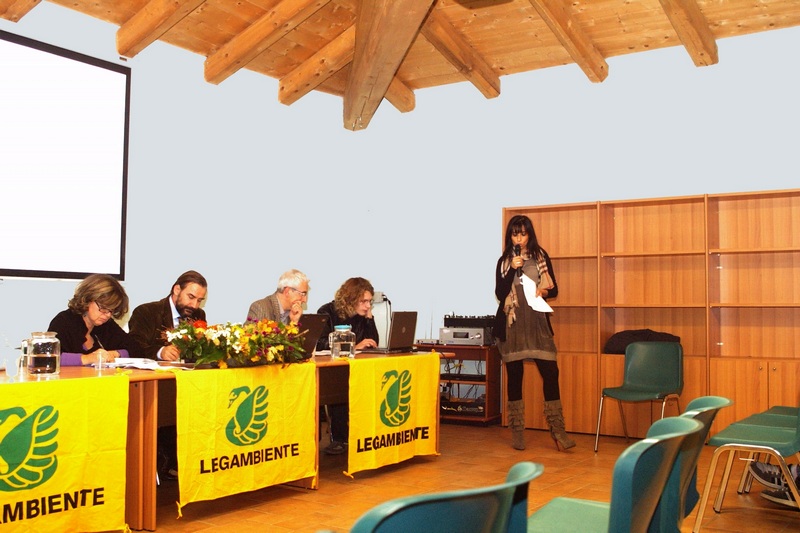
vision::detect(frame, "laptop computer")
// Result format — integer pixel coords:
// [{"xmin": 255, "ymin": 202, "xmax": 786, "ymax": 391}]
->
[
  {"xmin": 360, "ymin": 311, "xmax": 418, "ymax": 354},
  {"xmin": 298, "ymin": 313, "xmax": 329, "ymax": 359}
]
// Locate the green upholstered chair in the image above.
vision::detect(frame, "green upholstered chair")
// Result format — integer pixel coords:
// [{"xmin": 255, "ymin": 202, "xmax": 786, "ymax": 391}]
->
[
  {"xmin": 648, "ymin": 396, "xmax": 732, "ymax": 533},
  {"xmin": 349, "ymin": 461, "xmax": 543, "ymax": 533},
  {"xmin": 528, "ymin": 417, "xmax": 702, "ymax": 533},
  {"xmin": 692, "ymin": 407, "xmax": 800, "ymax": 533},
  {"xmin": 594, "ymin": 342, "xmax": 684, "ymax": 452}
]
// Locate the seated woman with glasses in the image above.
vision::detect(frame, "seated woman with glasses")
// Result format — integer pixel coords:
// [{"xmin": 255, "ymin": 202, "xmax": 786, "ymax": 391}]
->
[
  {"xmin": 316, "ymin": 277, "xmax": 380, "ymax": 455},
  {"xmin": 48, "ymin": 273, "xmax": 141, "ymax": 366}
]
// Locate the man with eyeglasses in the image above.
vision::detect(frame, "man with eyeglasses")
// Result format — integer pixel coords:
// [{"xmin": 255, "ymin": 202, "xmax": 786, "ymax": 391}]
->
[{"xmin": 245, "ymin": 269, "xmax": 309, "ymax": 324}]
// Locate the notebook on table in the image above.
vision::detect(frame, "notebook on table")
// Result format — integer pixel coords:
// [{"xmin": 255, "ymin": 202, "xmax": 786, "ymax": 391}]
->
[
  {"xmin": 360, "ymin": 311, "xmax": 418, "ymax": 354},
  {"xmin": 298, "ymin": 313, "xmax": 329, "ymax": 359}
]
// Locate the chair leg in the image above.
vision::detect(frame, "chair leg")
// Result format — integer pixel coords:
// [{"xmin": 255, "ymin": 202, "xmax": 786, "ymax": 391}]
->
[
  {"xmin": 713, "ymin": 449, "xmax": 738, "ymax": 512},
  {"xmin": 737, "ymin": 451, "xmax": 758, "ymax": 494},
  {"xmin": 692, "ymin": 446, "xmax": 730, "ymax": 533},
  {"xmin": 593, "ymin": 395, "xmax": 605, "ymax": 452},
  {"xmin": 617, "ymin": 400, "xmax": 630, "ymax": 442}
]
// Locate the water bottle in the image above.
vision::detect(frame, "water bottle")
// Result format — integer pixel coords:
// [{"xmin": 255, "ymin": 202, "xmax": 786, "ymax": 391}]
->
[
  {"xmin": 329, "ymin": 325, "xmax": 356, "ymax": 358},
  {"xmin": 26, "ymin": 331, "xmax": 61, "ymax": 376}
]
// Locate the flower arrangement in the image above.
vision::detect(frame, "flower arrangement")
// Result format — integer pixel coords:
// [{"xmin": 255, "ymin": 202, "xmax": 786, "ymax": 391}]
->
[{"xmin": 165, "ymin": 319, "xmax": 308, "ymax": 367}]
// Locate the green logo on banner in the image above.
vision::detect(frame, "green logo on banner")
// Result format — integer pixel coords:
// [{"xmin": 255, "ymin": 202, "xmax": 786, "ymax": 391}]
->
[
  {"xmin": 0, "ymin": 406, "xmax": 59, "ymax": 492},
  {"xmin": 379, "ymin": 370, "xmax": 412, "ymax": 427},
  {"xmin": 225, "ymin": 385, "xmax": 269, "ymax": 446}
]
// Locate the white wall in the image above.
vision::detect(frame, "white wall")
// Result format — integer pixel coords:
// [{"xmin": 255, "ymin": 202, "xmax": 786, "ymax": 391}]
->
[{"xmin": 1, "ymin": 3, "xmax": 798, "ymax": 354}]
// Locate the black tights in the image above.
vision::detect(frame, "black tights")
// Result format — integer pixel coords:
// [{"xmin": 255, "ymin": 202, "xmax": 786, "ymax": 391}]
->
[{"xmin": 505, "ymin": 359, "xmax": 560, "ymax": 402}]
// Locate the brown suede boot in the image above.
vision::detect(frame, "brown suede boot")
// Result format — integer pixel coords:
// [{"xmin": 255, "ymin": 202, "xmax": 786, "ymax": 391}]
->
[
  {"xmin": 544, "ymin": 399, "xmax": 576, "ymax": 451},
  {"xmin": 508, "ymin": 400, "xmax": 526, "ymax": 450}
]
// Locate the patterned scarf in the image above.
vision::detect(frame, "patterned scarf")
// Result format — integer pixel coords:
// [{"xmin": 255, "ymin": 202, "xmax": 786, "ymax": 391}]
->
[{"xmin": 503, "ymin": 253, "xmax": 553, "ymax": 327}]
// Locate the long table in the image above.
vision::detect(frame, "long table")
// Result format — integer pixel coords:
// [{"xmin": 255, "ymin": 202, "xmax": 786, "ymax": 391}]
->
[{"xmin": 16, "ymin": 352, "xmax": 440, "ymax": 531}]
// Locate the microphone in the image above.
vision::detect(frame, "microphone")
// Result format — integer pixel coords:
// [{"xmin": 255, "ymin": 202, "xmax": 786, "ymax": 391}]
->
[{"xmin": 514, "ymin": 245, "xmax": 522, "ymax": 277}]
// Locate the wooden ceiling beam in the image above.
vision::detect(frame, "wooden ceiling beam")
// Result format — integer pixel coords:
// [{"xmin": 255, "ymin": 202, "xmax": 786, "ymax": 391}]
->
[
  {"xmin": 385, "ymin": 77, "xmax": 415, "ymax": 113},
  {"xmin": 279, "ymin": 25, "xmax": 415, "ymax": 113},
  {"xmin": 279, "ymin": 26, "xmax": 356, "ymax": 106},
  {"xmin": 527, "ymin": 0, "xmax": 608, "ymax": 83},
  {"xmin": 658, "ymin": 0, "xmax": 718, "ymax": 66},
  {"xmin": 117, "ymin": 0, "xmax": 207, "ymax": 58},
  {"xmin": 205, "ymin": 0, "xmax": 331, "ymax": 85},
  {"xmin": 0, "ymin": 0, "xmax": 40, "ymax": 22},
  {"xmin": 343, "ymin": 0, "xmax": 435, "ymax": 131},
  {"xmin": 421, "ymin": 7, "xmax": 499, "ymax": 99}
]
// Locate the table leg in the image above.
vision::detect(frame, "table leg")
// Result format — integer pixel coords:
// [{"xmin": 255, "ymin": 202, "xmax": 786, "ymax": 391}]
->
[{"xmin": 126, "ymin": 380, "xmax": 159, "ymax": 531}]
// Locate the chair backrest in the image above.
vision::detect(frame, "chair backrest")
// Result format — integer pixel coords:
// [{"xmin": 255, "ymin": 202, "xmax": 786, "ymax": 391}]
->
[
  {"xmin": 607, "ymin": 416, "xmax": 702, "ymax": 533},
  {"xmin": 350, "ymin": 461, "xmax": 544, "ymax": 533},
  {"xmin": 648, "ymin": 396, "xmax": 733, "ymax": 533},
  {"xmin": 623, "ymin": 342, "xmax": 684, "ymax": 395}
]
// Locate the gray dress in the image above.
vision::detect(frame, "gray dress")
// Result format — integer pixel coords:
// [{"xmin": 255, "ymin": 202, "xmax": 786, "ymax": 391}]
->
[{"xmin": 497, "ymin": 258, "xmax": 557, "ymax": 363}]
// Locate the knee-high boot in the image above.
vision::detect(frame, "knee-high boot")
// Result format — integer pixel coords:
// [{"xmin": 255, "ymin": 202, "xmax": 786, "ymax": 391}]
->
[
  {"xmin": 508, "ymin": 400, "xmax": 526, "ymax": 450},
  {"xmin": 544, "ymin": 399, "xmax": 576, "ymax": 451}
]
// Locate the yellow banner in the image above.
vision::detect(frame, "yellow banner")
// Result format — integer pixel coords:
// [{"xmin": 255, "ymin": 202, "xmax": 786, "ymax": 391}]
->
[
  {"xmin": 346, "ymin": 353, "xmax": 440, "ymax": 476},
  {"xmin": 0, "ymin": 376, "xmax": 129, "ymax": 533},
  {"xmin": 174, "ymin": 363, "xmax": 316, "ymax": 507}
]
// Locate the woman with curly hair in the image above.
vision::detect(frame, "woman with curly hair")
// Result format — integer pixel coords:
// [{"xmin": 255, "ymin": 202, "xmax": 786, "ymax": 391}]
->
[
  {"xmin": 316, "ymin": 277, "xmax": 379, "ymax": 454},
  {"xmin": 48, "ymin": 273, "xmax": 140, "ymax": 366}
]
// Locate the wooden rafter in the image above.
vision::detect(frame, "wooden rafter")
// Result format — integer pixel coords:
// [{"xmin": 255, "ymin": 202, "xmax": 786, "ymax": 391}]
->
[
  {"xmin": 421, "ymin": 6, "xmax": 500, "ymax": 99},
  {"xmin": 343, "ymin": 0, "xmax": 435, "ymax": 131},
  {"xmin": 278, "ymin": 24, "xmax": 415, "ymax": 113},
  {"xmin": 527, "ymin": 0, "xmax": 608, "ymax": 83},
  {"xmin": 0, "ymin": 0, "xmax": 40, "ymax": 22},
  {"xmin": 204, "ymin": 0, "xmax": 332, "ymax": 85},
  {"xmin": 279, "ymin": 26, "xmax": 356, "ymax": 106},
  {"xmin": 658, "ymin": 0, "xmax": 718, "ymax": 66},
  {"xmin": 117, "ymin": 0, "xmax": 207, "ymax": 58}
]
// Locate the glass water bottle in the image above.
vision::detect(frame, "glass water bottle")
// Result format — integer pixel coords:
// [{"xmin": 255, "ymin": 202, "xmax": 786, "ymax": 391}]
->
[
  {"xmin": 329, "ymin": 325, "xmax": 356, "ymax": 358},
  {"xmin": 26, "ymin": 331, "xmax": 61, "ymax": 375}
]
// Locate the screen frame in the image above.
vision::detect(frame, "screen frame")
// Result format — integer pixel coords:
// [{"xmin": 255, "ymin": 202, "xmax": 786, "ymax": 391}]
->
[{"xmin": 0, "ymin": 29, "xmax": 131, "ymax": 281}]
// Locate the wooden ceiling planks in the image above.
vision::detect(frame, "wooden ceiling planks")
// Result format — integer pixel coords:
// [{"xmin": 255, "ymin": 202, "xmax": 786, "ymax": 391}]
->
[{"xmin": 4, "ymin": 0, "xmax": 799, "ymax": 129}]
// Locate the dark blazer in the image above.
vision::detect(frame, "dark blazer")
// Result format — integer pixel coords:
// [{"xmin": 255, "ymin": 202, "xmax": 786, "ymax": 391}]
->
[{"xmin": 128, "ymin": 296, "xmax": 207, "ymax": 359}]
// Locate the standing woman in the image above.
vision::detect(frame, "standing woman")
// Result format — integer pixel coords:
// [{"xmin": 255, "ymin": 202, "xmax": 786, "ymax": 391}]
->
[
  {"xmin": 48, "ymin": 274, "xmax": 140, "ymax": 366},
  {"xmin": 494, "ymin": 215, "xmax": 575, "ymax": 451}
]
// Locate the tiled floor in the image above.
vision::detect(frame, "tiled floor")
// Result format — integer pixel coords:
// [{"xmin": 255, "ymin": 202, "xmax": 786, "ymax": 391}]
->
[{"xmin": 149, "ymin": 424, "xmax": 798, "ymax": 532}]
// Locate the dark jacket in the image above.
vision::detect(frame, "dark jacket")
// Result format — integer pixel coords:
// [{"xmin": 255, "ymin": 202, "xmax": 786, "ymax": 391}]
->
[
  {"xmin": 315, "ymin": 301, "xmax": 379, "ymax": 350},
  {"xmin": 128, "ymin": 296, "xmax": 206, "ymax": 359},
  {"xmin": 493, "ymin": 250, "xmax": 558, "ymax": 342},
  {"xmin": 48, "ymin": 309, "xmax": 141, "ymax": 356}
]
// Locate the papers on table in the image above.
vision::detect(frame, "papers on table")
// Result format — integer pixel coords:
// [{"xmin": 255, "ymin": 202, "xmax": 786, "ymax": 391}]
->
[
  {"xmin": 92, "ymin": 358, "xmax": 194, "ymax": 370},
  {"xmin": 521, "ymin": 274, "xmax": 553, "ymax": 313}
]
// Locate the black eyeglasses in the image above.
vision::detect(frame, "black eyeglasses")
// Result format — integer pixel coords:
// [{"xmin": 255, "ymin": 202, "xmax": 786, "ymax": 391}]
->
[{"xmin": 95, "ymin": 301, "xmax": 114, "ymax": 316}]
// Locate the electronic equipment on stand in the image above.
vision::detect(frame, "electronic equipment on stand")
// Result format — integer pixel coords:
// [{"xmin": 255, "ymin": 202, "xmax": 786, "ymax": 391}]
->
[
  {"xmin": 440, "ymin": 314, "xmax": 495, "ymax": 346},
  {"xmin": 432, "ymin": 314, "xmax": 501, "ymax": 424}
]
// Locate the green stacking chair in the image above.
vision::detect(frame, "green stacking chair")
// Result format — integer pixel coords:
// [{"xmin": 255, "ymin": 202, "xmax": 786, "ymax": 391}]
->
[
  {"xmin": 730, "ymin": 406, "xmax": 799, "ymax": 493},
  {"xmin": 349, "ymin": 461, "xmax": 543, "ymax": 533},
  {"xmin": 692, "ymin": 408, "xmax": 800, "ymax": 533},
  {"xmin": 595, "ymin": 342, "xmax": 684, "ymax": 452},
  {"xmin": 648, "ymin": 396, "xmax": 732, "ymax": 533},
  {"xmin": 528, "ymin": 417, "xmax": 702, "ymax": 533}
]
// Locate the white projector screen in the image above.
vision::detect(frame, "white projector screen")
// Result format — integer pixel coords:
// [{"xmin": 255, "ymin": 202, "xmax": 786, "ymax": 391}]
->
[{"xmin": 0, "ymin": 30, "xmax": 130, "ymax": 280}]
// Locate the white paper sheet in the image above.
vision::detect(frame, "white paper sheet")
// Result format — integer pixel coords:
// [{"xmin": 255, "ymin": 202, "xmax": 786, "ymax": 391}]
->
[{"xmin": 521, "ymin": 274, "xmax": 553, "ymax": 313}]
